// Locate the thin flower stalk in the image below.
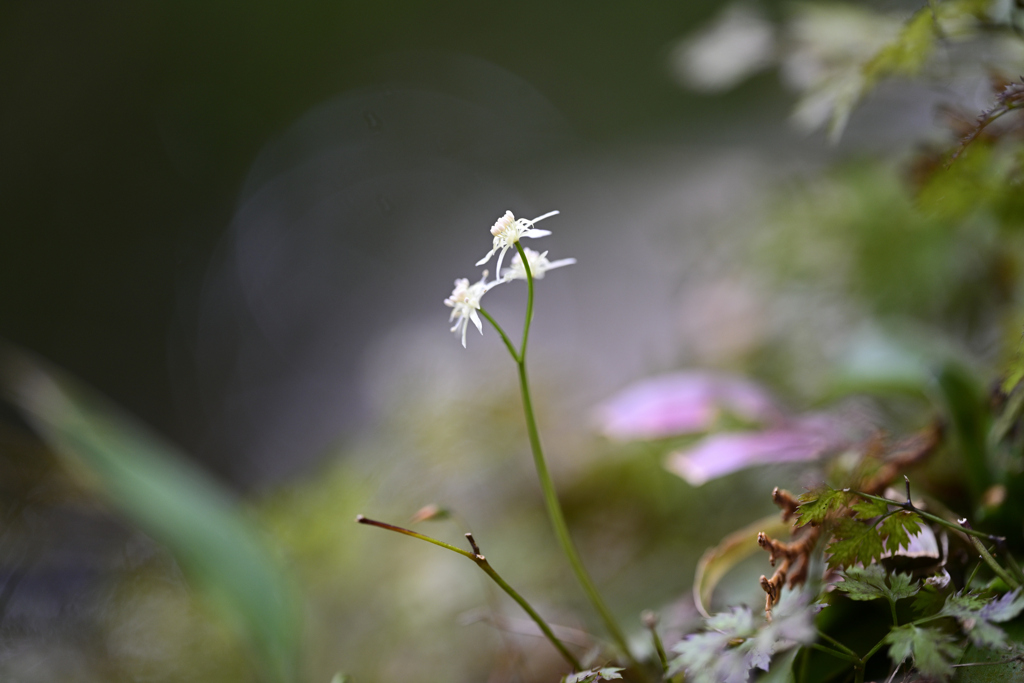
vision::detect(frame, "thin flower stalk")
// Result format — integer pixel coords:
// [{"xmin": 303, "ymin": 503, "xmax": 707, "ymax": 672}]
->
[
  {"xmin": 355, "ymin": 515, "xmax": 582, "ymax": 670},
  {"xmin": 507, "ymin": 240, "xmax": 635, "ymax": 663}
]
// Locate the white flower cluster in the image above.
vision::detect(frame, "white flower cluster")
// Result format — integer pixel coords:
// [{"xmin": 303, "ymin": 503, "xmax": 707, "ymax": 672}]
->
[{"xmin": 444, "ymin": 209, "xmax": 575, "ymax": 347}]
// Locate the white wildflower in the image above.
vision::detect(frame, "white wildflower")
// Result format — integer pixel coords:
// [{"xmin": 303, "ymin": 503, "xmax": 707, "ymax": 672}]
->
[
  {"xmin": 476, "ymin": 210, "xmax": 559, "ymax": 278},
  {"xmin": 502, "ymin": 247, "xmax": 576, "ymax": 281},
  {"xmin": 443, "ymin": 271, "xmax": 502, "ymax": 348}
]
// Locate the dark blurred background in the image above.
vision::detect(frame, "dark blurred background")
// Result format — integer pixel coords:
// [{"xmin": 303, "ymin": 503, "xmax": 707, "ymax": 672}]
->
[{"xmin": 1, "ymin": 0, "xmax": 800, "ymax": 487}]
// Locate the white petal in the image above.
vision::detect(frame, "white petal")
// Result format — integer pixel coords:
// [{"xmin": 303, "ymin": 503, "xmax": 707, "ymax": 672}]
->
[
  {"xmin": 547, "ymin": 257, "xmax": 576, "ymax": 270},
  {"xmin": 470, "ymin": 310, "xmax": 482, "ymax": 333},
  {"xmin": 476, "ymin": 249, "xmax": 496, "ymax": 267},
  {"xmin": 494, "ymin": 247, "xmax": 509, "ymax": 279},
  {"xmin": 521, "ymin": 228, "xmax": 551, "ymax": 239},
  {"xmin": 461, "ymin": 320, "xmax": 468, "ymax": 347},
  {"xmin": 531, "ymin": 210, "xmax": 560, "ymax": 223}
]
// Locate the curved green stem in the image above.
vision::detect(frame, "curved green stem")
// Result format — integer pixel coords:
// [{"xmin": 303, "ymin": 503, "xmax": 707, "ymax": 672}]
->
[
  {"xmin": 515, "ymin": 361, "xmax": 633, "ymax": 661},
  {"xmin": 1003, "ymin": 551, "xmax": 1024, "ymax": 585},
  {"xmin": 510, "ymin": 243, "xmax": 635, "ymax": 665},
  {"xmin": 356, "ymin": 515, "xmax": 582, "ymax": 670},
  {"xmin": 643, "ymin": 613, "xmax": 669, "ymax": 673},
  {"xmin": 479, "ymin": 308, "xmax": 520, "ymax": 363},
  {"xmin": 480, "ymin": 241, "xmax": 635, "ymax": 665},
  {"xmin": 817, "ymin": 630, "xmax": 860, "ymax": 661},
  {"xmin": 965, "ymin": 535, "xmax": 1020, "ymax": 590},
  {"xmin": 861, "ymin": 638, "xmax": 888, "ymax": 667},
  {"xmin": 516, "ymin": 242, "xmax": 534, "ymax": 359},
  {"xmin": 809, "ymin": 643, "xmax": 861, "ymax": 665}
]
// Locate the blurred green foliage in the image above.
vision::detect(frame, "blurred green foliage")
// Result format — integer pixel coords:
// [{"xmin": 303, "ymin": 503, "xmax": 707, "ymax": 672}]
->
[{"xmin": 3, "ymin": 352, "xmax": 301, "ymax": 683}]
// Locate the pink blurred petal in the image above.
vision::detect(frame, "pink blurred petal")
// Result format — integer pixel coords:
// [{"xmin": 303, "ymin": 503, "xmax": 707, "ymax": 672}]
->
[
  {"xmin": 665, "ymin": 428, "xmax": 836, "ymax": 486},
  {"xmin": 595, "ymin": 371, "xmax": 780, "ymax": 441}
]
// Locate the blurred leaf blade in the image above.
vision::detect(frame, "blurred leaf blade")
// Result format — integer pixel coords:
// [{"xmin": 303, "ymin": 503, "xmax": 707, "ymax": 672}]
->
[
  {"xmin": 693, "ymin": 513, "xmax": 791, "ymax": 617},
  {"xmin": 4, "ymin": 352, "xmax": 302, "ymax": 683}
]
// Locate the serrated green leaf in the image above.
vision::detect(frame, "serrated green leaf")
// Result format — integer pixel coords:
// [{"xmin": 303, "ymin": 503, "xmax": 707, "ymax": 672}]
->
[
  {"xmin": 851, "ymin": 497, "xmax": 888, "ymax": 519},
  {"xmin": 836, "ymin": 564, "xmax": 890, "ymax": 601},
  {"xmin": 944, "ymin": 591, "xmax": 996, "ymax": 615},
  {"xmin": 828, "ymin": 517, "xmax": 885, "ymax": 569},
  {"xmin": 885, "ymin": 625, "xmax": 962, "ymax": 680},
  {"xmin": 797, "ymin": 487, "xmax": 852, "ymax": 526},
  {"xmin": 836, "ymin": 564, "xmax": 920, "ymax": 603},
  {"xmin": 889, "ymin": 572, "xmax": 922, "ymax": 601},
  {"xmin": 981, "ymin": 589, "xmax": 1024, "ymax": 623},
  {"xmin": 941, "ymin": 589, "xmax": 1024, "ymax": 648},
  {"xmin": 880, "ymin": 511, "xmax": 923, "ymax": 554}
]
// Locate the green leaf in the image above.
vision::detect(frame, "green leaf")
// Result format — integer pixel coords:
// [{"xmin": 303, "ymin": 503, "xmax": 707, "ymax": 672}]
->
[
  {"xmin": 888, "ymin": 572, "xmax": 922, "ymax": 601},
  {"xmin": 828, "ymin": 517, "xmax": 885, "ymax": 569},
  {"xmin": 879, "ymin": 510, "xmax": 923, "ymax": 554},
  {"xmin": 983, "ymin": 589, "xmax": 1024, "ymax": 623},
  {"xmin": 953, "ymin": 614, "xmax": 1024, "ymax": 682},
  {"xmin": 941, "ymin": 589, "xmax": 1024, "ymax": 648},
  {"xmin": 4, "ymin": 354, "xmax": 302, "ymax": 683},
  {"xmin": 851, "ymin": 497, "xmax": 888, "ymax": 519},
  {"xmin": 863, "ymin": 9, "xmax": 935, "ymax": 84},
  {"xmin": 835, "ymin": 564, "xmax": 891, "ymax": 601},
  {"xmin": 885, "ymin": 624, "xmax": 962, "ymax": 680},
  {"xmin": 914, "ymin": 584, "xmax": 949, "ymax": 616},
  {"xmin": 836, "ymin": 564, "xmax": 920, "ymax": 603},
  {"xmin": 797, "ymin": 487, "xmax": 852, "ymax": 526}
]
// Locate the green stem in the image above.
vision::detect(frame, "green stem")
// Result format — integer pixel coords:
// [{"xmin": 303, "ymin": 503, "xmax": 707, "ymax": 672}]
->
[
  {"xmin": 809, "ymin": 643, "xmax": 861, "ymax": 665},
  {"xmin": 356, "ymin": 515, "xmax": 582, "ymax": 670},
  {"xmin": 910, "ymin": 613, "xmax": 948, "ymax": 627},
  {"xmin": 643, "ymin": 612, "xmax": 669, "ymax": 673},
  {"xmin": 861, "ymin": 638, "xmax": 888, "ymax": 667},
  {"xmin": 511, "ymin": 240, "xmax": 635, "ymax": 664},
  {"xmin": 515, "ymin": 360, "xmax": 634, "ymax": 662},
  {"xmin": 852, "ymin": 491, "xmax": 1004, "ymax": 543},
  {"xmin": 1002, "ymin": 549, "xmax": 1024, "ymax": 585},
  {"xmin": 516, "ymin": 242, "xmax": 534, "ymax": 358},
  {"xmin": 966, "ymin": 535, "xmax": 1020, "ymax": 589},
  {"xmin": 479, "ymin": 307, "xmax": 520, "ymax": 363},
  {"xmin": 965, "ymin": 559, "xmax": 983, "ymax": 589},
  {"xmin": 817, "ymin": 630, "xmax": 861, "ymax": 661}
]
